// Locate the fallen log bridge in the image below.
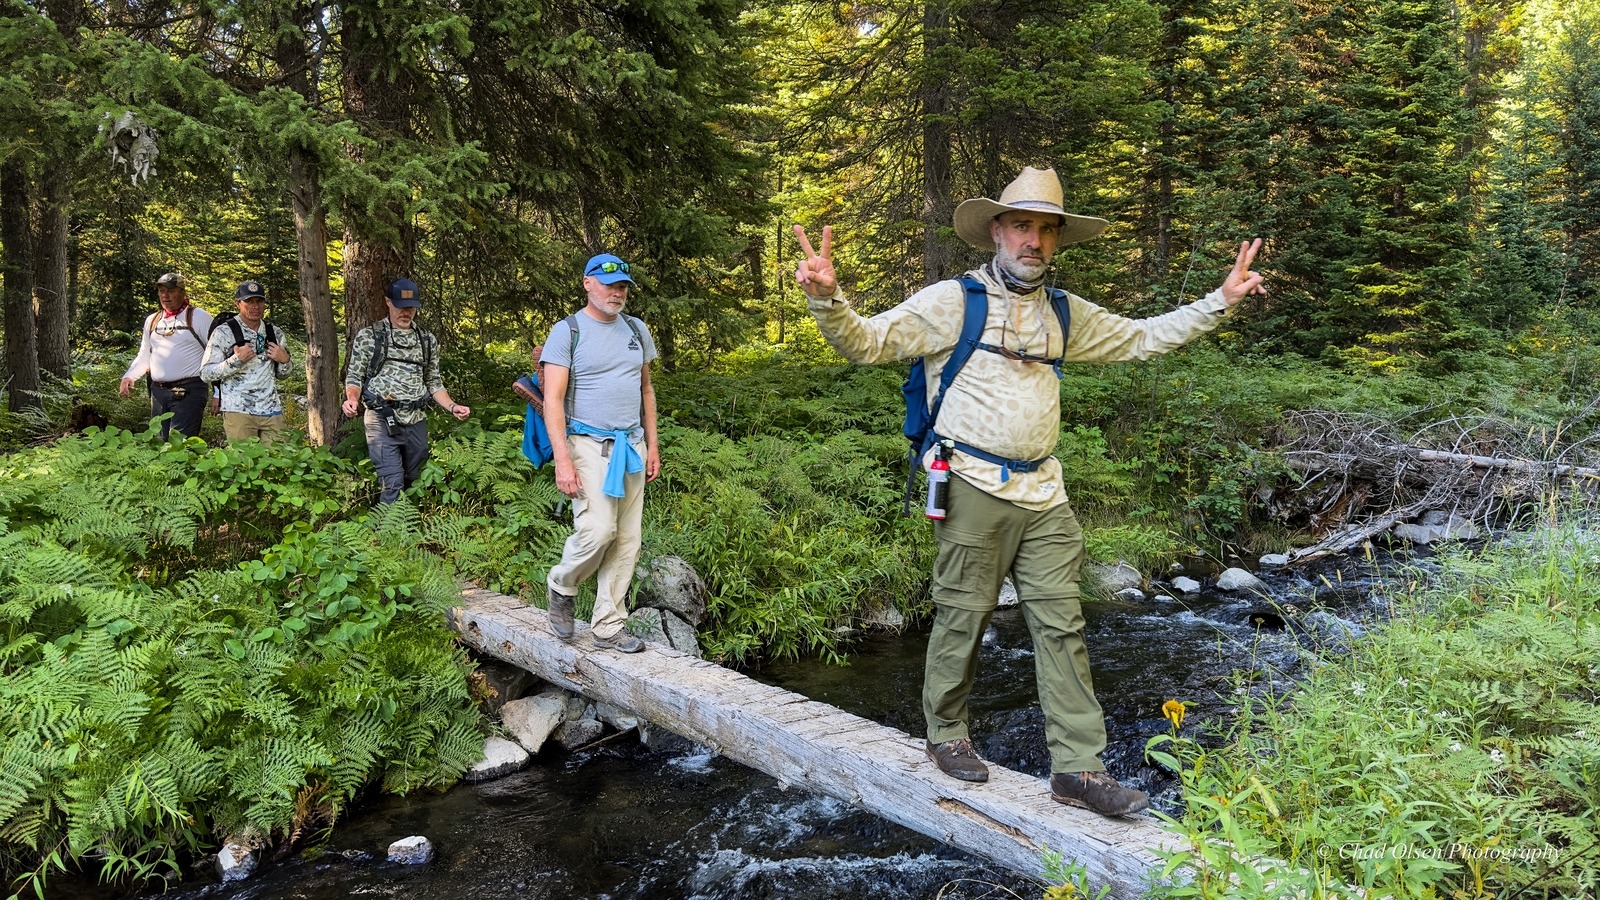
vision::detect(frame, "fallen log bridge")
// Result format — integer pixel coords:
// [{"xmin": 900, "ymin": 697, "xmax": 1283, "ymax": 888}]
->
[{"xmin": 450, "ymin": 585, "xmax": 1174, "ymax": 898}]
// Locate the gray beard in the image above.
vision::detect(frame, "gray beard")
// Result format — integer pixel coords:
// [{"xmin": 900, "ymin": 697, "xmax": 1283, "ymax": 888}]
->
[{"xmin": 994, "ymin": 247, "xmax": 1048, "ymax": 283}]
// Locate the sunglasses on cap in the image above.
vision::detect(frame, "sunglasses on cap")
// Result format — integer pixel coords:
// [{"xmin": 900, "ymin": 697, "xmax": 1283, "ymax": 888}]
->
[{"xmin": 594, "ymin": 261, "xmax": 629, "ymax": 274}]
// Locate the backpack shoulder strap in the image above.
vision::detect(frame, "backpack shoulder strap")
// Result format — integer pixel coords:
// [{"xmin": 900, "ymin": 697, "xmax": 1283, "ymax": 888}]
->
[
  {"xmin": 184, "ymin": 307, "xmax": 206, "ymax": 350},
  {"xmin": 1045, "ymin": 287, "xmax": 1072, "ymax": 360},
  {"xmin": 227, "ymin": 318, "xmax": 245, "ymax": 347},
  {"xmin": 927, "ymin": 276, "xmax": 989, "ymax": 431},
  {"xmin": 363, "ymin": 322, "xmax": 389, "ymax": 387},
  {"xmin": 563, "ymin": 313, "xmax": 582, "ymax": 417}
]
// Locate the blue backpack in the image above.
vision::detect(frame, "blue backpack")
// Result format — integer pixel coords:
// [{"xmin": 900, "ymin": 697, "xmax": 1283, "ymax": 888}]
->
[{"xmin": 900, "ymin": 274, "xmax": 1072, "ymax": 513}]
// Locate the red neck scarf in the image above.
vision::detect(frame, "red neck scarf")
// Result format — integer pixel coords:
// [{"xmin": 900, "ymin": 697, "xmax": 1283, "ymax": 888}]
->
[{"xmin": 161, "ymin": 300, "xmax": 189, "ymax": 319}]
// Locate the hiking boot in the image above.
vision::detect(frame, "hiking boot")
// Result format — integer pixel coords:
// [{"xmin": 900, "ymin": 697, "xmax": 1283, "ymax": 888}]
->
[
  {"xmin": 547, "ymin": 587, "xmax": 575, "ymax": 641},
  {"xmin": 926, "ymin": 739, "xmax": 989, "ymax": 783},
  {"xmin": 1050, "ymin": 771, "xmax": 1149, "ymax": 817},
  {"xmin": 593, "ymin": 631, "xmax": 645, "ymax": 653}
]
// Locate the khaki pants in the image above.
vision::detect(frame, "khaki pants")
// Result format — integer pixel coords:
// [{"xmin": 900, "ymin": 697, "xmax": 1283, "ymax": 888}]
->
[
  {"xmin": 547, "ymin": 434, "xmax": 646, "ymax": 640},
  {"xmin": 923, "ymin": 474, "xmax": 1107, "ymax": 774},
  {"xmin": 222, "ymin": 411, "xmax": 289, "ymax": 445}
]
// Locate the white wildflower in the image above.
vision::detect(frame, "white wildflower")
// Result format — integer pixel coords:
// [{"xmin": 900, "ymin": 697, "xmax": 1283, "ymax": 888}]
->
[
  {"xmin": 1489, "ymin": 748, "xmax": 1505, "ymax": 765},
  {"xmin": 1351, "ymin": 681, "xmax": 1367, "ymax": 697},
  {"xmin": 1449, "ymin": 741, "xmax": 1463, "ymax": 753}
]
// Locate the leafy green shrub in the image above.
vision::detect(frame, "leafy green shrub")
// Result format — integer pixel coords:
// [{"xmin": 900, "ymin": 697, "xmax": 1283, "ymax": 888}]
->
[{"xmin": 1147, "ymin": 525, "xmax": 1600, "ymax": 899}]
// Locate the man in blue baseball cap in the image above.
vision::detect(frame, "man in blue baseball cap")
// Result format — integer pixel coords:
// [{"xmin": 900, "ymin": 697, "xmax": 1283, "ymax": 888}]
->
[
  {"xmin": 200, "ymin": 280, "xmax": 293, "ymax": 444},
  {"xmin": 541, "ymin": 253, "xmax": 661, "ymax": 652},
  {"xmin": 342, "ymin": 278, "xmax": 471, "ymax": 504}
]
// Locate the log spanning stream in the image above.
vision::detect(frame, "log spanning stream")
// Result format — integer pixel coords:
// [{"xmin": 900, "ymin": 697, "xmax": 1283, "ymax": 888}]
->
[{"xmin": 102, "ymin": 552, "xmax": 1403, "ymax": 900}]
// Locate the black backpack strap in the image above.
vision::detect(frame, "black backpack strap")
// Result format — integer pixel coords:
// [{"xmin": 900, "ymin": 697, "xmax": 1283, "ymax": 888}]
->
[{"xmin": 228, "ymin": 318, "xmax": 246, "ymax": 347}]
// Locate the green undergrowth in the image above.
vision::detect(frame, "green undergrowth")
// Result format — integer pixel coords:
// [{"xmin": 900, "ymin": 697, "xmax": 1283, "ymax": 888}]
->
[
  {"xmin": 1145, "ymin": 524, "xmax": 1600, "ymax": 899},
  {"xmin": 0, "ymin": 429, "xmax": 484, "ymax": 899}
]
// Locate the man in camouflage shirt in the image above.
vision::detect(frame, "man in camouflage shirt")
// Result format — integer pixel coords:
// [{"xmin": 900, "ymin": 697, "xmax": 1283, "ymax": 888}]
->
[
  {"xmin": 342, "ymin": 278, "xmax": 471, "ymax": 503},
  {"xmin": 201, "ymin": 280, "xmax": 293, "ymax": 444}
]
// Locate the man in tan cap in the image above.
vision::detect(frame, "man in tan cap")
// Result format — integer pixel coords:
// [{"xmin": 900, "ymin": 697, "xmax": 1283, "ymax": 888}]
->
[
  {"xmin": 794, "ymin": 166, "xmax": 1263, "ymax": 817},
  {"xmin": 120, "ymin": 272, "xmax": 215, "ymax": 440}
]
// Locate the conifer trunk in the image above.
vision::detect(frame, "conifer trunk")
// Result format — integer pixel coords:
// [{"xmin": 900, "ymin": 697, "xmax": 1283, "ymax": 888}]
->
[
  {"xmin": 33, "ymin": 168, "xmax": 71, "ymax": 380},
  {"xmin": 277, "ymin": 5, "xmax": 340, "ymax": 444},
  {"xmin": 342, "ymin": 21, "xmax": 410, "ymax": 342},
  {"xmin": 921, "ymin": 0, "xmax": 955, "ymax": 283},
  {"xmin": 288, "ymin": 153, "xmax": 339, "ymax": 445},
  {"xmin": 2, "ymin": 160, "xmax": 41, "ymax": 411}
]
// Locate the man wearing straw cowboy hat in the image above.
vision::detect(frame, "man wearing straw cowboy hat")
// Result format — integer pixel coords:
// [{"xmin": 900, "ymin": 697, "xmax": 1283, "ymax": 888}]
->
[{"xmin": 794, "ymin": 166, "xmax": 1264, "ymax": 817}]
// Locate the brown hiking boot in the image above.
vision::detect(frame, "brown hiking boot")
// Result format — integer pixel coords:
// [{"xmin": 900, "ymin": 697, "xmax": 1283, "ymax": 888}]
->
[
  {"xmin": 926, "ymin": 739, "xmax": 989, "ymax": 783},
  {"xmin": 547, "ymin": 587, "xmax": 575, "ymax": 641},
  {"xmin": 1050, "ymin": 771, "xmax": 1150, "ymax": 817},
  {"xmin": 593, "ymin": 630, "xmax": 644, "ymax": 653}
]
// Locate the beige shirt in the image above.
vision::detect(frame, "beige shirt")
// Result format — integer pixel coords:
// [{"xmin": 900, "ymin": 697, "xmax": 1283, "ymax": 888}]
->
[{"xmin": 808, "ymin": 265, "xmax": 1231, "ymax": 511}]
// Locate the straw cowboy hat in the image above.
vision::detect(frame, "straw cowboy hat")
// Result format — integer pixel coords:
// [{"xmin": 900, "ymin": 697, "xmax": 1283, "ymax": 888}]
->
[{"xmin": 953, "ymin": 166, "xmax": 1110, "ymax": 250}]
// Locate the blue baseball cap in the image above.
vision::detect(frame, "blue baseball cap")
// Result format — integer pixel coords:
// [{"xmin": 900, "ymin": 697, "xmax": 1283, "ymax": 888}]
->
[
  {"xmin": 235, "ymin": 281, "xmax": 266, "ymax": 301},
  {"xmin": 584, "ymin": 254, "xmax": 635, "ymax": 286},
  {"xmin": 386, "ymin": 278, "xmax": 422, "ymax": 308}
]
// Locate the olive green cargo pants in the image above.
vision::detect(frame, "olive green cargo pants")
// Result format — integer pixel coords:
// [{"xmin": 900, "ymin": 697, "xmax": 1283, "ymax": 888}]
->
[{"xmin": 923, "ymin": 474, "xmax": 1108, "ymax": 774}]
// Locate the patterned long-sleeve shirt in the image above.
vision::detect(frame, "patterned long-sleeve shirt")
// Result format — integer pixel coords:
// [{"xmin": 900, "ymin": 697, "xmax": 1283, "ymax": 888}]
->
[
  {"xmin": 808, "ymin": 264, "xmax": 1231, "ymax": 511},
  {"xmin": 200, "ymin": 319, "xmax": 290, "ymax": 416}
]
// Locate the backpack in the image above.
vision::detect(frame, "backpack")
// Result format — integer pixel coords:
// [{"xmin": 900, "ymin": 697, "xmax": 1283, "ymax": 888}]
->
[
  {"xmin": 900, "ymin": 274, "xmax": 1072, "ymax": 514},
  {"xmin": 357, "ymin": 321, "xmax": 439, "ymax": 412},
  {"xmin": 207, "ymin": 314, "xmax": 281, "ymax": 401},
  {"xmin": 517, "ymin": 312, "xmax": 647, "ymax": 469},
  {"xmin": 149, "ymin": 306, "xmax": 207, "ymax": 350},
  {"xmin": 209, "ymin": 312, "xmax": 280, "ymax": 353}
]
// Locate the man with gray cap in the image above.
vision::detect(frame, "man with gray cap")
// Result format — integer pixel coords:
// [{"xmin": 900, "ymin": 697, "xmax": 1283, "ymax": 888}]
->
[
  {"xmin": 201, "ymin": 280, "xmax": 293, "ymax": 444},
  {"xmin": 342, "ymin": 278, "xmax": 471, "ymax": 504},
  {"xmin": 541, "ymin": 253, "xmax": 661, "ymax": 653},
  {"xmin": 120, "ymin": 272, "xmax": 215, "ymax": 440},
  {"xmin": 794, "ymin": 166, "xmax": 1264, "ymax": 816}
]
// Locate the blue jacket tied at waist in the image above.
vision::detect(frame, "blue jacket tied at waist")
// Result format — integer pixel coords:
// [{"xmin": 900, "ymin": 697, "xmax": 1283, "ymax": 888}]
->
[{"xmin": 568, "ymin": 419, "xmax": 644, "ymax": 498}]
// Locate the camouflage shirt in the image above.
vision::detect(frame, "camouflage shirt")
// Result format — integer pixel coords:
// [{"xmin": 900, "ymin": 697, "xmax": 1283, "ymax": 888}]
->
[{"xmin": 345, "ymin": 321, "xmax": 445, "ymax": 425}]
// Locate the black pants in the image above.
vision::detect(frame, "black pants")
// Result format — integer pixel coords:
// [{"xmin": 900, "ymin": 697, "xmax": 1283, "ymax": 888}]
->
[{"xmin": 150, "ymin": 378, "xmax": 207, "ymax": 440}]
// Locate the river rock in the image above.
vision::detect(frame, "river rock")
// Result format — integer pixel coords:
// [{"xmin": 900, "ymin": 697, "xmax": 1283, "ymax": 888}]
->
[
  {"xmin": 555, "ymin": 716, "xmax": 606, "ymax": 749},
  {"xmin": 997, "ymin": 577, "xmax": 1019, "ymax": 608},
  {"xmin": 639, "ymin": 721, "xmax": 696, "ymax": 754},
  {"xmin": 1393, "ymin": 522, "xmax": 1439, "ymax": 545},
  {"xmin": 662, "ymin": 609, "xmax": 704, "ymax": 657},
  {"xmin": 387, "ymin": 836, "xmax": 434, "ymax": 865},
  {"xmin": 215, "ymin": 842, "xmax": 257, "ymax": 883},
  {"xmin": 595, "ymin": 701, "xmax": 640, "ymax": 733},
  {"xmin": 635, "ymin": 555, "xmax": 708, "ymax": 625},
  {"xmin": 1089, "ymin": 561, "xmax": 1144, "ymax": 592},
  {"xmin": 1114, "ymin": 588, "xmax": 1147, "ymax": 603},
  {"xmin": 1216, "ymin": 568, "xmax": 1267, "ymax": 593},
  {"xmin": 627, "ymin": 607, "xmax": 672, "ymax": 647},
  {"xmin": 1171, "ymin": 575, "xmax": 1202, "ymax": 595},
  {"xmin": 465, "ymin": 736, "xmax": 531, "ymax": 781},
  {"xmin": 1258, "ymin": 553, "xmax": 1291, "ymax": 568},
  {"xmin": 500, "ymin": 691, "xmax": 567, "ymax": 754},
  {"xmin": 1418, "ymin": 512, "xmax": 1479, "ymax": 541},
  {"xmin": 471, "ymin": 657, "xmax": 536, "ymax": 714},
  {"xmin": 864, "ymin": 604, "xmax": 906, "ymax": 632},
  {"xmin": 1298, "ymin": 611, "xmax": 1366, "ymax": 652}
]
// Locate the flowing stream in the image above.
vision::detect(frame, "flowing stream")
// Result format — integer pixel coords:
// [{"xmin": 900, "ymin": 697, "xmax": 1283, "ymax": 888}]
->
[{"xmin": 80, "ymin": 552, "xmax": 1411, "ymax": 900}]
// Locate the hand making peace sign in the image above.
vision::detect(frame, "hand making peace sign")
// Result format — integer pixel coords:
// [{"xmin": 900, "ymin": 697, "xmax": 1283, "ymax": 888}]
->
[
  {"xmin": 1220, "ymin": 238, "xmax": 1267, "ymax": 306},
  {"xmin": 793, "ymin": 225, "xmax": 837, "ymax": 299}
]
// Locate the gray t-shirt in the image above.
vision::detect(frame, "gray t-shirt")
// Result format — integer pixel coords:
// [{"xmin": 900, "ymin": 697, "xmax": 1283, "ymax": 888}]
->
[{"xmin": 542, "ymin": 311, "xmax": 658, "ymax": 433}]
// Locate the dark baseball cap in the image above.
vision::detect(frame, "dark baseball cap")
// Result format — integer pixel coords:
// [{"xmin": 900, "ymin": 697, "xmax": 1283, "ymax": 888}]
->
[
  {"xmin": 156, "ymin": 272, "xmax": 186, "ymax": 289},
  {"xmin": 236, "ymin": 281, "xmax": 266, "ymax": 301},
  {"xmin": 386, "ymin": 278, "xmax": 422, "ymax": 308}
]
